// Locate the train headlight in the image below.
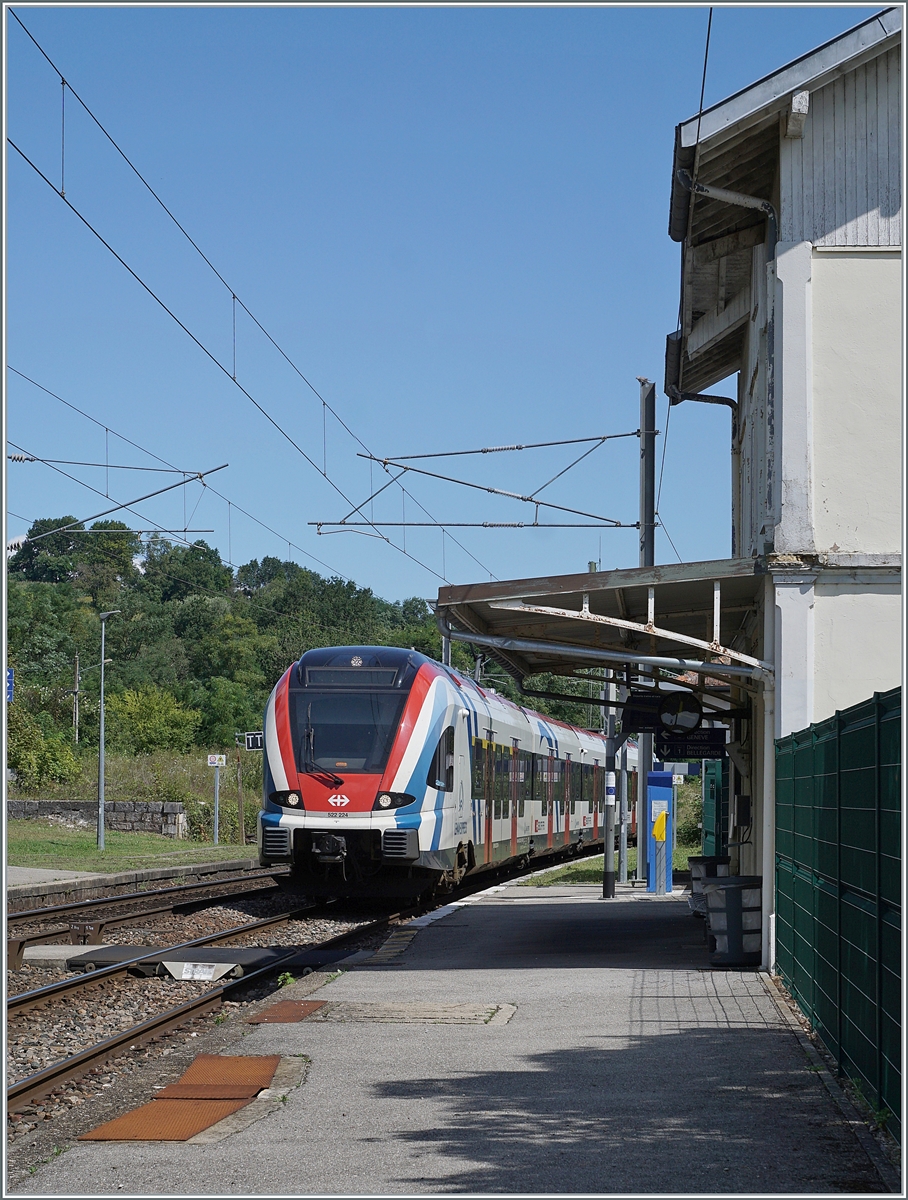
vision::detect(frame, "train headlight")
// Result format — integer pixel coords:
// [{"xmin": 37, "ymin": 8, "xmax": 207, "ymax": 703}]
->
[
  {"xmin": 372, "ymin": 791, "xmax": 416, "ymax": 810},
  {"xmin": 269, "ymin": 791, "xmax": 304, "ymax": 809}
]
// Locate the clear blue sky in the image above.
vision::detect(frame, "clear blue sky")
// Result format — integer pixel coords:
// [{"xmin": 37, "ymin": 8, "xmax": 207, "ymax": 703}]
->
[{"xmin": 5, "ymin": 4, "xmax": 876, "ymax": 602}]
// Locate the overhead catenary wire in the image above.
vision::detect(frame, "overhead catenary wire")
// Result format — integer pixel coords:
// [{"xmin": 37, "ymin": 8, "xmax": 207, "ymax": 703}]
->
[
  {"xmin": 7, "ymin": 9, "xmax": 495, "ymax": 585},
  {"xmin": 6, "ymin": 367, "xmax": 349, "ymax": 581},
  {"xmin": 7, "ymin": 142, "xmax": 451, "ymax": 585},
  {"xmin": 356, "ymin": 455, "xmax": 633, "ymax": 527},
  {"xmin": 382, "ymin": 432, "xmax": 638, "ymax": 461},
  {"xmin": 8, "ymin": 448, "xmax": 227, "ymax": 542}
]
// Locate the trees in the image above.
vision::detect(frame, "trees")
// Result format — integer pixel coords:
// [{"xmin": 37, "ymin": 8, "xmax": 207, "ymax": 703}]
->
[
  {"xmin": 7, "ymin": 517, "xmax": 592, "ymax": 773},
  {"xmin": 8, "ymin": 517, "xmax": 86, "ymax": 583}
]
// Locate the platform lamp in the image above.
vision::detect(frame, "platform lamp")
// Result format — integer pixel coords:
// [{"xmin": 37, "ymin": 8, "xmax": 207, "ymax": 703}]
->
[{"xmin": 97, "ymin": 610, "xmax": 121, "ymax": 850}]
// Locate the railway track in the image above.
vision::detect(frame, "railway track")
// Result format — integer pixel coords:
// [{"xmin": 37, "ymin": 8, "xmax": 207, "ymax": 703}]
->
[
  {"xmin": 7, "ymin": 870, "xmax": 288, "ymax": 968},
  {"xmin": 7, "ymin": 841, "xmax": 605, "ymax": 1113},
  {"xmin": 7, "ymin": 908, "xmax": 402, "ymax": 1108}
]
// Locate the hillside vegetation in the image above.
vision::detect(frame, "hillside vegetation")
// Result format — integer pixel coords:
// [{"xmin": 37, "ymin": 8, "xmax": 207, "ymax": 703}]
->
[{"xmin": 7, "ymin": 517, "xmax": 597, "ymax": 793}]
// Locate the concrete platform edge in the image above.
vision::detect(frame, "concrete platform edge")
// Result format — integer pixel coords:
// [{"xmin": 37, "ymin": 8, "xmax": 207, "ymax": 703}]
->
[{"xmin": 6, "ymin": 858, "xmax": 263, "ymax": 906}]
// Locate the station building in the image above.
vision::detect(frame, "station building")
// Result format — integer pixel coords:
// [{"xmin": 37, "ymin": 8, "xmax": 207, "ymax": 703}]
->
[{"xmin": 436, "ymin": 10, "xmax": 902, "ymax": 974}]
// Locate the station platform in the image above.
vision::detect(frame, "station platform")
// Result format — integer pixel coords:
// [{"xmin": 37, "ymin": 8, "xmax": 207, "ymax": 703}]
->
[{"xmin": 14, "ymin": 878, "xmax": 895, "ymax": 1195}]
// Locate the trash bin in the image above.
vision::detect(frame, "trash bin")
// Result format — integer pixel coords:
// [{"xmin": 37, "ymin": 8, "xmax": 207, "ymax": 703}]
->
[
  {"xmin": 687, "ymin": 855, "xmax": 730, "ymax": 918},
  {"xmin": 703, "ymin": 875, "xmax": 762, "ymax": 967}
]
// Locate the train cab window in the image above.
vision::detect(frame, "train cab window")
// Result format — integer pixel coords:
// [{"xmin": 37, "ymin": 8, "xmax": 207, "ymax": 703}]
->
[
  {"xmin": 427, "ymin": 727, "xmax": 455, "ymax": 792},
  {"xmin": 551, "ymin": 756, "xmax": 564, "ymax": 815},
  {"xmin": 534, "ymin": 754, "xmax": 548, "ymax": 815}
]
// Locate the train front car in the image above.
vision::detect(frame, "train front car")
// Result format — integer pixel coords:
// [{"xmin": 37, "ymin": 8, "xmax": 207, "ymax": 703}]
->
[{"xmin": 258, "ymin": 646, "xmax": 464, "ymax": 898}]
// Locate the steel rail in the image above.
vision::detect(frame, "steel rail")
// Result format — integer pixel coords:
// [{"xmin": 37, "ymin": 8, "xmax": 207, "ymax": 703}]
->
[
  {"xmin": 7, "ymin": 868, "xmax": 288, "ymax": 922},
  {"xmin": 6, "ymin": 914, "xmax": 405, "ymax": 1109},
  {"xmin": 7, "ymin": 881, "xmax": 288, "ymax": 969},
  {"xmin": 7, "ymin": 904, "xmax": 317, "ymax": 1018}
]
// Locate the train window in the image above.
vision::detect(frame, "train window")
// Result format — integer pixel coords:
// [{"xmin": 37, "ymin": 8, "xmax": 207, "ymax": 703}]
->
[
  {"xmin": 492, "ymin": 745, "xmax": 509, "ymax": 820},
  {"xmin": 471, "ymin": 738, "xmax": 485, "ymax": 799},
  {"xmin": 596, "ymin": 766, "xmax": 605, "ymax": 813},
  {"xmin": 534, "ymin": 754, "xmax": 548, "ymax": 815},
  {"xmin": 566, "ymin": 759, "xmax": 578, "ymax": 815},
  {"xmin": 518, "ymin": 750, "xmax": 532, "ymax": 818},
  {"xmin": 551, "ymin": 756, "xmax": 563, "ymax": 815},
  {"xmin": 427, "ymin": 727, "xmax": 455, "ymax": 792},
  {"xmin": 583, "ymin": 764, "xmax": 594, "ymax": 813}
]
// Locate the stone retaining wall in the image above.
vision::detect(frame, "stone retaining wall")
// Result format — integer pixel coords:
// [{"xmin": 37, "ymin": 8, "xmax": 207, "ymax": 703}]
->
[{"xmin": 7, "ymin": 799, "xmax": 187, "ymax": 838}]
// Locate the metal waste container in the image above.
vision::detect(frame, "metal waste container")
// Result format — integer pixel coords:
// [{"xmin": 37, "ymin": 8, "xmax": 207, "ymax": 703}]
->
[
  {"xmin": 703, "ymin": 875, "xmax": 762, "ymax": 967},
  {"xmin": 687, "ymin": 855, "xmax": 730, "ymax": 918}
]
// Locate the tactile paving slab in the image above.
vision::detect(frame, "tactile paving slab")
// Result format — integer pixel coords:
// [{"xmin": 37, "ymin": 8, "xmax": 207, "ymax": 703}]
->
[
  {"xmin": 79, "ymin": 1056, "xmax": 281, "ymax": 1142},
  {"xmin": 246, "ymin": 1000, "xmax": 326, "ymax": 1024},
  {"xmin": 156, "ymin": 1054, "xmax": 281, "ymax": 1098},
  {"xmin": 79, "ymin": 1099, "xmax": 252, "ymax": 1142}
]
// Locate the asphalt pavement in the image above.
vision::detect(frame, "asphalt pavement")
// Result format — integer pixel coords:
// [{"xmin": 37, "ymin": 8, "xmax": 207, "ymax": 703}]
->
[{"xmin": 13, "ymin": 879, "xmax": 893, "ymax": 1195}]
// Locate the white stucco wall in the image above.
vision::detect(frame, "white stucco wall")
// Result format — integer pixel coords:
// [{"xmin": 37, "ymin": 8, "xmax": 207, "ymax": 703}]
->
[
  {"xmin": 812, "ymin": 580, "xmax": 902, "ymax": 722},
  {"xmin": 811, "ymin": 250, "xmax": 902, "ymax": 554}
]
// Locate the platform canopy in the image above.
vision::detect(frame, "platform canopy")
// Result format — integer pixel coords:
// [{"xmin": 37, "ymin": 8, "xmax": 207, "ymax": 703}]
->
[{"xmin": 435, "ymin": 556, "xmax": 770, "ymax": 689}]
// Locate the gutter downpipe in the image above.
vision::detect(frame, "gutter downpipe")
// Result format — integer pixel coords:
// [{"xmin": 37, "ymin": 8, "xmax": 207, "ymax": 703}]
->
[{"xmin": 436, "ymin": 614, "xmax": 769, "ymax": 682}]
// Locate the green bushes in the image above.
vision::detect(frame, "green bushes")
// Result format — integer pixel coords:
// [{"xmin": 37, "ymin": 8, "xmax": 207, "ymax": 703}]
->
[
  {"xmin": 105, "ymin": 686, "xmax": 201, "ymax": 754},
  {"xmin": 6, "ymin": 702, "xmax": 81, "ymax": 789}
]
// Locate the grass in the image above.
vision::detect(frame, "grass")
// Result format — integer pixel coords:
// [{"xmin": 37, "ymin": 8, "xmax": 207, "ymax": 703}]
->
[
  {"xmin": 521, "ymin": 845, "xmax": 700, "ymax": 887},
  {"xmin": 6, "ymin": 819, "xmax": 256, "ymax": 874}
]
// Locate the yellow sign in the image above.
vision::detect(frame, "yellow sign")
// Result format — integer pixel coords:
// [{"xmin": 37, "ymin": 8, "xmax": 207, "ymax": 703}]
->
[{"xmin": 653, "ymin": 810, "xmax": 667, "ymax": 842}]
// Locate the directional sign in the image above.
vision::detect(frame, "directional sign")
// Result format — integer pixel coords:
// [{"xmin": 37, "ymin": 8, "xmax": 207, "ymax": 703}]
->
[
  {"xmin": 245, "ymin": 731, "xmax": 264, "ymax": 752},
  {"xmin": 655, "ymin": 728, "xmax": 727, "ymax": 759},
  {"xmin": 6, "ymin": 668, "xmax": 13, "ymax": 704},
  {"xmin": 207, "ymin": 754, "xmax": 227, "ymax": 767}
]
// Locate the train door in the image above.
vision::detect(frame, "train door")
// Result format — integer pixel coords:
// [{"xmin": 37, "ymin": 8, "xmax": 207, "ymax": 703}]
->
[
  {"xmin": 471, "ymin": 736, "xmax": 490, "ymax": 863},
  {"xmin": 547, "ymin": 751, "xmax": 556, "ymax": 848},
  {"xmin": 517, "ymin": 748, "xmax": 532, "ymax": 855},
  {"xmin": 587, "ymin": 763, "xmax": 594, "ymax": 840},
  {"xmin": 564, "ymin": 757, "xmax": 573, "ymax": 844},
  {"xmin": 453, "ymin": 712, "xmax": 470, "ymax": 852},
  {"xmin": 492, "ymin": 743, "xmax": 510, "ymax": 863},
  {"xmin": 510, "ymin": 742, "xmax": 519, "ymax": 856}
]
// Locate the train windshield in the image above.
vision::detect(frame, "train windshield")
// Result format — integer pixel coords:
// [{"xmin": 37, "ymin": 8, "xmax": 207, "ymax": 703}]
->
[{"xmin": 289, "ymin": 691, "xmax": 407, "ymax": 774}]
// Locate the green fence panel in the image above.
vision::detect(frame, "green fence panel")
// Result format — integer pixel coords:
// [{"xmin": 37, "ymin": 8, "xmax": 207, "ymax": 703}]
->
[{"xmin": 775, "ymin": 687, "xmax": 901, "ymax": 1138}]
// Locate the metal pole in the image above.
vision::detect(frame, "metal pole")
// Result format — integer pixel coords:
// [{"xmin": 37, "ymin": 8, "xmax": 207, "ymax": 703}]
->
[
  {"xmin": 73, "ymin": 655, "xmax": 79, "ymax": 744},
  {"xmin": 214, "ymin": 764, "xmax": 220, "ymax": 846},
  {"xmin": 618, "ymin": 740, "xmax": 629, "ymax": 883},
  {"xmin": 97, "ymin": 626, "xmax": 105, "ymax": 851},
  {"xmin": 639, "ymin": 377, "xmax": 656, "ymax": 569},
  {"xmin": 636, "ymin": 377, "xmax": 656, "ymax": 884},
  {"xmin": 95, "ymin": 612, "xmax": 119, "ymax": 849},
  {"xmin": 602, "ymin": 670, "xmax": 617, "ymax": 898},
  {"xmin": 236, "ymin": 741, "xmax": 245, "ymax": 845}
]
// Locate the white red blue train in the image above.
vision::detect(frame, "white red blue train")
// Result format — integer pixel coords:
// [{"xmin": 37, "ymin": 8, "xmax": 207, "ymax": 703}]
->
[{"xmin": 258, "ymin": 646, "xmax": 609, "ymax": 897}]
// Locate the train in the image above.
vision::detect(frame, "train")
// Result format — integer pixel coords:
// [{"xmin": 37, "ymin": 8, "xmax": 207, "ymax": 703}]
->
[{"xmin": 257, "ymin": 645, "xmax": 610, "ymax": 897}]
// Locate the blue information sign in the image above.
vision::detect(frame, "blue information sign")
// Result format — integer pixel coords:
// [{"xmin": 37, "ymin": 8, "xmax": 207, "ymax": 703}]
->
[{"xmin": 6, "ymin": 667, "xmax": 13, "ymax": 703}]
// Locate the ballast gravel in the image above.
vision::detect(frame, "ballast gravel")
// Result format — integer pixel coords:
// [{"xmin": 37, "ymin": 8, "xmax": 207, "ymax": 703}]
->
[
  {"xmin": 5, "ymin": 921, "xmax": 391, "ymax": 1187},
  {"xmin": 7, "ymin": 908, "xmax": 379, "ymax": 1088}
]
